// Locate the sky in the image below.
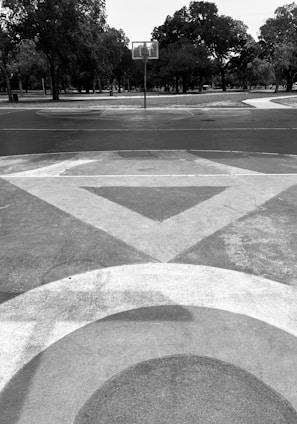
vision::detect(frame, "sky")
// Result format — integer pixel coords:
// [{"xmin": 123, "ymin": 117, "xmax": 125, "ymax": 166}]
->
[{"xmin": 106, "ymin": 0, "xmax": 293, "ymax": 45}]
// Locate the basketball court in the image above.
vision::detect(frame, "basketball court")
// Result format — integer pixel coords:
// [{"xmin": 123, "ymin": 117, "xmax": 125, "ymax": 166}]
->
[{"xmin": 1, "ymin": 105, "xmax": 297, "ymax": 423}]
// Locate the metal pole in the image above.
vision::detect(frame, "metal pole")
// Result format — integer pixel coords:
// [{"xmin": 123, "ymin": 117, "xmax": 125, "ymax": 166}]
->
[{"xmin": 144, "ymin": 56, "xmax": 147, "ymax": 109}]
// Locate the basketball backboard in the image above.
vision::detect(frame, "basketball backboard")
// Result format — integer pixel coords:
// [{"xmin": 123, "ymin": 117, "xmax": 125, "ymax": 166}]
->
[{"xmin": 132, "ymin": 41, "xmax": 159, "ymax": 60}]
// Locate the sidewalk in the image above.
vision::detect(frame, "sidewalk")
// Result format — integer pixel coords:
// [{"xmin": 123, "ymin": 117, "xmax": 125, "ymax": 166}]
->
[{"xmin": 243, "ymin": 95, "xmax": 297, "ymax": 108}]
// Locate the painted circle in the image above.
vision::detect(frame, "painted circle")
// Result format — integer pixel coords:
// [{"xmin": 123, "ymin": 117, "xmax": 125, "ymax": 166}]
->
[
  {"xmin": 1, "ymin": 264, "xmax": 297, "ymax": 423},
  {"xmin": 74, "ymin": 355, "xmax": 297, "ymax": 424}
]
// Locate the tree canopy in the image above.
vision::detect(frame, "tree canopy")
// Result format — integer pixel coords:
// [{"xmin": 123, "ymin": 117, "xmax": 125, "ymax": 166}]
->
[
  {"xmin": 0, "ymin": 23, "xmax": 15, "ymax": 100},
  {"xmin": 259, "ymin": 2, "xmax": 297, "ymax": 91},
  {"xmin": 1, "ymin": 1, "xmax": 297, "ymax": 100},
  {"xmin": 2, "ymin": 0, "xmax": 106, "ymax": 99},
  {"xmin": 152, "ymin": 1, "xmax": 251, "ymax": 91}
]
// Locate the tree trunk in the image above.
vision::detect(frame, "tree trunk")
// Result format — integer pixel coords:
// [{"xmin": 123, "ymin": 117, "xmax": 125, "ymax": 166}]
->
[
  {"xmin": 97, "ymin": 76, "xmax": 102, "ymax": 93},
  {"xmin": 3, "ymin": 67, "xmax": 13, "ymax": 102},
  {"xmin": 41, "ymin": 77, "xmax": 46, "ymax": 95},
  {"xmin": 50, "ymin": 62, "xmax": 59, "ymax": 101},
  {"xmin": 221, "ymin": 67, "xmax": 226, "ymax": 92},
  {"xmin": 182, "ymin": 75, "xmax": 188, "ymax": 93},
  {"xmin": 24, "ymin": 75, "xmax": 29, "ymax": 93},
  {"xmin": 286, "ymin": 79, "xmax": 293, "ymax": 92},
  {"xmin": 117, "ymin": 71, "xmax": 122, "ymax": 93},
  {"xmin": 61, "ymin": 80, "xmax": 67, "ymax": 94},
  {"xmin": 274, "ymin": 75, "xmax": 280, "ymax": 93},
  {"xmin": 175, "ymin": 76, "xmax": 179, "ymax": 94},
  {"xmin": 18, "ymin": 77, "xmax": 23, "ymax": 97}
]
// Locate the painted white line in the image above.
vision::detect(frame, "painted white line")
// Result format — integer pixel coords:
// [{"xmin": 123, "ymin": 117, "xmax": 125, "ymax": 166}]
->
[
  {"xmin": 0, "ymin": 111, "xmax": 23, "ymax": 116},
  {"xmin": 0, "ymin": 110, "xmax": 26, "ymax": 117},
  {"xmin": 2, "ymin": 154, "xmax": 262, "ymax": 177},
  {"xmin": 7, "ymin": 158, "xmax": 98, "ymax": 177},
  {"xmin": 5, "ymin": 173, "xmax": 297, "ymax": 177},
  {"xmin": 0, "ymin": 263, "xmax": 296, "ymax": 392},
  {"xmin": 1, "ymin": 127, "xmax": 297, "ymax": 131},
  {"xmin": 1, "ymin": 149, "xmax": 297, "ymax": 159},
  {"xmin": 36, "ymin": 108, "xmax": 106, "ymax": 113},
  {"xmin": 192, "ymin": 157, "xmax": 263, "ymax": 175},
  {"xmin": 0, "ymin": 106, "xmax": 255, "ymax": 111},
  {"xmin": 99, "ymin": 108, "xmax": 108, "ymax": 117}
]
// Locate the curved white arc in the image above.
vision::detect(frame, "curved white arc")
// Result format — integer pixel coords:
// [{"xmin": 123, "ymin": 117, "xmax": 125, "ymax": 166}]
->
[
  {"xmin": 0, "ymin": 263, "xmax": 296, "ymax": 391},
  {"xmin": 6, "ymin": 158, "xmax": 98, "ymax": 177}
]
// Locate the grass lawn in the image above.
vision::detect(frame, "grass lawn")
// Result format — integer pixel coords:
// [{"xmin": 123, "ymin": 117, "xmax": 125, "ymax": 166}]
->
[{"xmin": 1, "ymin": 89, "xmax": 297, "ymax": 108}]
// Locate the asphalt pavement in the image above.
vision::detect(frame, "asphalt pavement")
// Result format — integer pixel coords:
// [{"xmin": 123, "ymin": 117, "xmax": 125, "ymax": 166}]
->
[
  {"xmin": 1, "ymin": 106, "xmax": 297, "ymax": 423},
  {"xmin": 0, "ymin": 108, "xmax": 297, "ymax": 155}
]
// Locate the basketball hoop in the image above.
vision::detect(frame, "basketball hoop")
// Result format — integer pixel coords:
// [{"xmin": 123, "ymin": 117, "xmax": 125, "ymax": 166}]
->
[
  {"xmin": 141, "ymin": 47, "xmax": 149, "ymax": 63},
  {"xmin": 132, "ymin": 41, "xmax": 159, "ymax": 108},
  {"xmin": 132, "ymin": 41, "xmax": 159, "ymax": 61}
]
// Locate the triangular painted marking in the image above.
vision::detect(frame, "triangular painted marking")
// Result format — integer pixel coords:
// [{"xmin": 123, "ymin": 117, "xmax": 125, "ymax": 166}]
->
[
  {"xmin": 83, "ymin": 186, "xmax": 227, "ymax": 222},
  {"xmin": 4, "ymin": 175, "xmax": 297, "ymax": 262}
]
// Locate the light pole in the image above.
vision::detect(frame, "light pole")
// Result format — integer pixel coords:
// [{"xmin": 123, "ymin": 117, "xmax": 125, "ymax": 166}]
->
[{"xmin": 142, "ymin": 46, "xmax": 149, "ymax": 109}]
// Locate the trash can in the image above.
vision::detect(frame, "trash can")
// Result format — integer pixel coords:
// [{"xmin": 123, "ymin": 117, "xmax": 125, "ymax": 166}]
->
[
  {"xmin": 109, "ymin": 90, "xmax": 113, "ymax": 96},
  {"xmin": 13, "ymin": 94, "xmax": 18, "ymax": 101}
]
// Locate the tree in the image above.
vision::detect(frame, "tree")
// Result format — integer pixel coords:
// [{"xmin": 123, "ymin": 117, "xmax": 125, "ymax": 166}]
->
[
  {"xmin": 259, "ymin": 3, "xmax": 297, "ymax": 92},
  {"xmin": 152, "ymin": 6, "xmax": 190, "ymax": 48},
  {"xmin": 227, "ymin": 39, "xmax": 274, "ymax": 89},
  {"xmin": 161, "ymin": 41, "xmax": 195, "ymax": 93},
  {"xmin": 152, "ymin": 3, "xmax": 214, "ymax": 92},
  {"xmin": 15, "ymin": 39, "xmax": 48, "ymax": 93},
  {"xmin": 3, "ymin": 0, "xmax": 106, "ymax": 100},
  {"xmin": 99, "ymin": 28, "xmax": 129, "ymax": 92},
  {"xmin": 208, "ymin": 15, "xmax": 251, "ymax": 91},
  {"xmin": 0, "ymin": 14, "xmax": 17, "ymax": 101},
  {"xmin": 152, "ymin": 1, "xmax": 251, "ymax": 92},
  {"xmin": 113, "ymin": 43, "xmax": 133, "ymax": 92}
]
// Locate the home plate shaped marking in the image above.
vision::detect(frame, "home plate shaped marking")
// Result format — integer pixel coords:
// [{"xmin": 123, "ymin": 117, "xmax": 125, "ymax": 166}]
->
[
  {"xmin": 5, "ymin": 175, "xmax": 297, "ymax": 262},
  {"xmin": 83, "ymin": 186, "xmax": 227, "ymax": 222}
]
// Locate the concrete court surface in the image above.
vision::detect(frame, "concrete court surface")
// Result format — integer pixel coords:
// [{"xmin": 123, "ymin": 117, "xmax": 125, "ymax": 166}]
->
[{"xmin": 1, "ymin": 108, "xmax": 297, "ymax": 423}]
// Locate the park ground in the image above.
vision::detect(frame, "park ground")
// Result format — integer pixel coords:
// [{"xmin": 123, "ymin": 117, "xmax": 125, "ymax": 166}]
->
[
  {"xmin": 1, "ymin": 88, "xmax": 297, "ymax": 108},
  {"xmin": 1, "ymin": 94, "xmax": 297, "ymax": 423}
]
